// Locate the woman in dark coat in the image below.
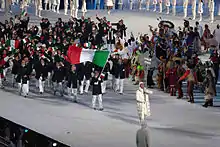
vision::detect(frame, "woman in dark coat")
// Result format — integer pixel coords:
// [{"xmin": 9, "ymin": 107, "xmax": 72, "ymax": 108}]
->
[{"xmin": 52, "ymin": 62, "xmax": 65, "ymax": 96}]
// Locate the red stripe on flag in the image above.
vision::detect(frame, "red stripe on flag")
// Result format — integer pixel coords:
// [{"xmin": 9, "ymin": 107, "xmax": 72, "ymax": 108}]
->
[{"xmin": 67, "ymin": 44, "xmax": 82, "ymax": 64}]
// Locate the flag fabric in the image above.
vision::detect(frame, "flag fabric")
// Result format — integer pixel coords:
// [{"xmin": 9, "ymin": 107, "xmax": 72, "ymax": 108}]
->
[
  {"xmin": 21, "ymin": 10, "xmax": 28, "ymax": 17},
  {"xmin": 6, "ymin": 40, "xmax": 20, "ymax": 49},
  {"xmin": 22, "ymin": 38, "xmax": 29, "ymax": 44},
  {"xmin": 67, "ymin": 45, "xmax": 110, "ymax": 67}
]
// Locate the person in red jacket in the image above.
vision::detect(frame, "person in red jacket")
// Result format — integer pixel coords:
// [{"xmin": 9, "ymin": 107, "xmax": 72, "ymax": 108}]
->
[
  {"xmin": 166, "ymin": 62, "xmax": 177, "ymax": 96},
  {"xmin": 178, "ymin": 65, "xmax": 197, "ymax": 103}
]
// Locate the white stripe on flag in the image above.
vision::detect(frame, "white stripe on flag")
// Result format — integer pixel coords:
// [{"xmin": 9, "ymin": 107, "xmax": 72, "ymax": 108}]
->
[{"xmin": 80, "ymin": 49, "xmax": 95, "ymax": 63}]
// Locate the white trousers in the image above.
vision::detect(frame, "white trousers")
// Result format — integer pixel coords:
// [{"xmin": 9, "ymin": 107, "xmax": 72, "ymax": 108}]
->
[
  {"xmin": 115, "ymin": 78, "xmax": 124, "ymax": 93},
  {"xmin": 92, "ymin": 94, "xmax": 103, "ymax": 109},
  {"xmin": 138, "ymin": 0, "xmax": 142, "ymax": 10},
  {"xmin": 146, "ymin": 1, "xmax": 150, "ymax": 11},
  {"xmin": 1, "ymin": 0, "xmax": 5, "ymax": 9},
  {"xmin": 21, "ymin": 0, "xmax": 28, "ymax": 9},
  {"xmin": 18, "ymin": 82, "xmax": 28, "ymax": 96},
  {"xmin": 80, "ymin": 79, "xmax": 90, "ymax": 94},
  {"xmin": 35, "ymin": 0, "xmax": 42, "ymax": 16},
  {"xmin": 199, "ymin": 13, "xmax": 202, "ymax": 21},
  {"xmin": 101, "ymin": 80, "xmax": 107, "ymax": 94},
  {"xmin": 47, "ymin": 72, "xmax": 52, "ymax": 87},
  {"xmin": 67, "ymin": 87, "xmax": 77, "ymax": 100},
  {"xmin": 183, "ymin": 7, "xmax": 187, "ymax": 18},
  {"xmin": 39, "ymin": 78, "xmax": 45, "ymax": 93},
  {"xmin": 172, "ymin": 5, "xmax": 176, "ymax": 16},
  {"xmin": 129, "ymin": 1, "xmax": 133, "ymax": 10},
  {"xmin": 70, "ymin": 0, "xmax": 79, "ymax": 18},
  {"xmin": 54, "ymin": 82, "xmax": 63, "ymax": 94},
  {"xmin": 159, "ymin": 3, "xmax": 162, "ymax": 13},
  {"xmin": 3, "ymin": 68, "xmax": 8, "ymax": 78},
  {"xmin": 166, "ymin": 6, "xmax": 169, "ymax": 14},
  {"xmin": 81, "ymin": 0, "xmax": 87, "ymax": 15},
  {"xmin": 210, "ymin": 11, "xmax": 214, "ymax": 22},
  {"xmin": 112, "ymin": 75, "xmax": 115, "ymax": 89},
  {"xmin": 192, "ymin": 8, "xmax": 196, "ymax": 20},
  {"xmin": 153, "ymin": 4, "xmax": 156, "ymax": 11},
  {"xmin": 64, "ymin": 0, "xmax": 68, "ymax": 14}
]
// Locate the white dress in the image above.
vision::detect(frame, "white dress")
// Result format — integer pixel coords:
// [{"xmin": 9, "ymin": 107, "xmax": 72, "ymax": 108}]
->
[{"xmin": 106, "ymin": 0, "xmax": 113, "ymax": 7}]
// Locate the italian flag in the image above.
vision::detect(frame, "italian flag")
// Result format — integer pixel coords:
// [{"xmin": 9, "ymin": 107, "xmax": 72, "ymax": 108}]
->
[
  {"xmin": 21, "ymin": 10, "xmax": 28, "ymax": 17},
  {"xmin": 6, "ymin": 40, "xmax": 20, "ymax": 49},
  {"xmin": 67, "ymin": 45, "xmax": 110, "ymax": 67},
  {"xmin": 22, "ymin": 38, "xmax": 29, "ymax": 44}
]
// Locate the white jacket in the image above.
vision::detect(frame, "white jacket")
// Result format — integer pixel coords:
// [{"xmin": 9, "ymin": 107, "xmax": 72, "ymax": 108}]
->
[{"xmin": 136, "ymin": 87, "xmax": 153, "ymax": 117}]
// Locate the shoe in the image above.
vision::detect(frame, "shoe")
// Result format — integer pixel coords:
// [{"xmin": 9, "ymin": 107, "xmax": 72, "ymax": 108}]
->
[
  {"xmin": 99, "ymin": 108, "xmax": 104, "ymax": 111},
  {"xmin": 40, "ymin": 92, "xmax": 43, "ymax": 94},
  {"xmin": 93, "ymin": 108, "xmax": 97, "ymax": 110},
  {"xmin": 74, "ymin": 99, "xmax": 78, "ymax": 103},
  {"xmin": 119, "ymin": 92, "xmax": 123, "ymax": 95},
  {"xmin": 54, "ymin": 91, "xmax": 56, "ymax": 95},
  {"xmin": 24, "ymin": 95, "xmax": 27, "ymax": 98}
]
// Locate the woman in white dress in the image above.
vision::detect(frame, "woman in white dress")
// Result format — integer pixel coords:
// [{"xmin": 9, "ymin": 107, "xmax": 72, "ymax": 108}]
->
[
  {"xmin": 106, "ymin": 0, "xmax": 113, "ymax": 14},
  {"xmin": 198, "ymin": 0, "xmax": 203, "ymax": 21},
  {"xmin": 136, "ymin": 82, "xmax": 153, "ymax": 124}
]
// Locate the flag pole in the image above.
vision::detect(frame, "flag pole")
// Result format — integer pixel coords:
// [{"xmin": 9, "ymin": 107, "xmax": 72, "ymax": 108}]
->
[{"xmin": 98, "ymin": 50, "xmax": 111, "ymax": 78}]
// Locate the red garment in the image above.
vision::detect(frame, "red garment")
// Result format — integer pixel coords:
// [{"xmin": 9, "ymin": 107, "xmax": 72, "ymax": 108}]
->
[
  {"xmin": 179, "ymin": 69, "xmax": 197, "ymax": 83},
  {"xmin": 166, "ymin": 68, "xmax": 177, "ymax": 86}
]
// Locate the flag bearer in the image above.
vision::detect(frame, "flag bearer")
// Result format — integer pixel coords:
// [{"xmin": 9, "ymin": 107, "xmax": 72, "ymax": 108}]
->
[
  {"xmin": 115, "ymin": 58, "xmax": 125, "ymax": 94},
  {"xmin": 91, "ymin": 71, "xmax": 103, "ymax": 111},
  {"xmin": 16, "ymin": 60, "xmax": 29, "ymax": 97},
  {"xmin": 67, "ymin": 64, "xmax": 78, "ymax": 102}
]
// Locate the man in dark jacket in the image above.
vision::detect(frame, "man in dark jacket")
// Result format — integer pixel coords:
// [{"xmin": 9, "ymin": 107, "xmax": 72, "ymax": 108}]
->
[
  {"xmin": 67, "ymin": 64, "xmax": 78, "ymax": 102},
  {"xmin": 91, "ymin": 71, "xmax": 103, "ymax": 111},
  {"xmin": 114, "ymin": 58, "xmax": 125, "ymax": 94}
]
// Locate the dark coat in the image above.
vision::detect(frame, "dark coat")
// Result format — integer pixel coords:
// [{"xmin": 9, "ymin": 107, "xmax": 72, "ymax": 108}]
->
[
  {"xmin": 91, "ymin": 77, "xmax": 102, "ymax": 95},
  {"xmin": 114, "ymin": 63, "xmax": 126, "ymax": 79},
  {"xmin": 34, "ymin": 62, "xmax": 48, "ymax": 81},
  {"xmin": 11, "ymin": 59, "xmax": 20, "ymax": 75},
  {"xmin": 67, "ymin": 70, "xmax": 78, "ymax": 88},
  {"xmin": 52, "ymin": 66, "xmax": 65, "ymax": 83},
  {"xmin": 16, "ymin": 65, "xmax": 29, "ymax": 84},
  {"xmin": 103, "ymin": 62, "xmax": 110, "ymax": 81},
  {"xmin": 84, "ymin": 62, "xmax": 94, "ymax": 80}
]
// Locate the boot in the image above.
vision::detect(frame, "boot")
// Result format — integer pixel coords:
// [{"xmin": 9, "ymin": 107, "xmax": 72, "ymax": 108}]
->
[
  {"xmin": 208, "ymin": 99, "xmax": 213, "ymax": 106},
  {"xmin": 203, "ymin": 100, "xmax": 209, "ymax": 108},
  {"xmin": 170, "ymin": 88, "xmax": 173, "ymax": 96}
]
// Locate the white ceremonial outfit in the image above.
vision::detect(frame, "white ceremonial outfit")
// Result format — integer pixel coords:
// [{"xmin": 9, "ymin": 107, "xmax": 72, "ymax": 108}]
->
[
  {"xmin": 153, "ymin": 0, "xmax": 157, "ymax": 12},
  {"xmin": 198, "ymin": 1, "xmax": 203, "ymax": 21},
  {"xmin": 1, "ymin": 0, "xmax": 5, "ymax": 9},
  {"xmin": 209, "ymin": 0, "xmax": 215, "ymax": 23},
  {"xmin": 39, "ymin": 76, "xmax": 45, "ymax": 93},
  {"xmin": 138, "ymin": 0, "xmax": 142, "ymax": 10},
  {"xmin": 35, "ymin": 0, "xmax": 42, "ymax": 17},
  {"xmin": 136, "ymin": 87, "xmax": 153, "ymax": 123},
  {"xmin": 159, "ymin": 0, "xmax": 162, "ymax": 13},
  {"xmin": 183, "ymin": 0, "xmax": 188, "ymax": 18},
  {"xmin": 52, "ymin": 0, "xmax": 57, "ymax": 12},
  {"xmin": 172, "ymin": 0, "xmax": 176, "ymax": 16},
  {"xmin": 56, "ymin": 0, "xmax": 60, "ymax": 13},
  {"xmin": 70, "ymin": 0, "xmax": 79, "ymax": 18},
  {"xmin": 64, "ymin": 0, "xmax": 68, "ymax": 15},
  {"xmin": 165, "ymin": 0, "xmax": 170, "ymax": 14},
  {"xmin": 81, "ymin": 0, "xmax": 87, "ymax": 16},
  {"xmin": 129, "ymin": 0, "xmax": 133, "ymax": 10},
  {"xmin": 44, "ymin": 0, "xmax": 52, "ymax": 10},
  {"xmin": 146, "ymin": 0, "xmax": 150, "ymax": 11},
  {"xmin": 192, "ymin": 0, "xmax": 197, "ymax": 20},
  {"xmin": 21, "ymin": 0, "xmax": 28, "ymax": 10}
]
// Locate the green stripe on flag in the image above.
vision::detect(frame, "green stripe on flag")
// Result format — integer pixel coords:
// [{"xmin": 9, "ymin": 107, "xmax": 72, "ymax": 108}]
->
[{"xmin": 93, "ymin": 50, "xmax": 110, "ymax": 67}]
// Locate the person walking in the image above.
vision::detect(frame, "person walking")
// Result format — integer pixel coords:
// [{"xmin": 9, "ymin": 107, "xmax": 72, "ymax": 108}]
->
[
  {"xmin": 136, "ymin": 82, "xmax": 153, "ymax": 124},
  {"xmin": 91, "ymin": 71, "xmax": 103, "ymax": 111},
  {"xmin": 202, "ymin": 69, "xmax": 216, "ymax": 107},
  {"xmin": 136, "ymin": 122, "xmax": 150, "ymax": 147},
  {"xmin": 67, "ymin": 64, "xmax": 78, "ymax": 102}
]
